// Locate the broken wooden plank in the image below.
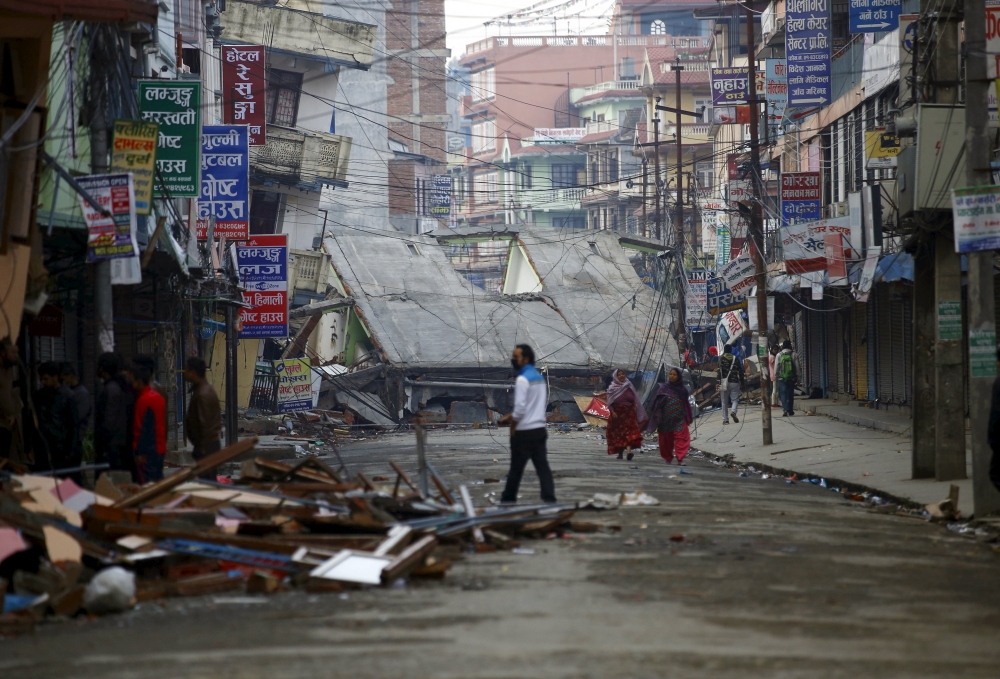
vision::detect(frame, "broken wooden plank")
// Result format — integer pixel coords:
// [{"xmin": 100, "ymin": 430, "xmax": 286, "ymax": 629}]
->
[
  {"xmin": 389, "ymin": 461, "xmax": 421, "ymax": 497},
  {"xmin": 458, "ymin": 485, "xmax": 485, "ymax": 543},
  {"xmin": 114, "ymin": 438, "xmax": 258, "ymax": 509},
  {"xmin": 381, "ymin": 535, "xmax": 438, "ymax": 583}
]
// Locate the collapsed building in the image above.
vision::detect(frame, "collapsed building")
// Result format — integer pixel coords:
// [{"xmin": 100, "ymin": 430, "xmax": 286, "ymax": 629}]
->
[{"xmin": 294, "ymin": 227, "xmax": 677, "ymax": 426}]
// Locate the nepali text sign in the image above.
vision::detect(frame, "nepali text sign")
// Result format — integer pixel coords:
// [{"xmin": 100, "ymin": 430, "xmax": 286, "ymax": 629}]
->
[
  {"xmin": 222, "ymin": 45, "xmax": 266, "ymax": 146},
  {"xmin": 429, "ymin": 174, "xmax": 451, "ymax": 216},
  {"xmin": 685, "ymin": 269, "xmax": 712, "ymax": 330},
  {"xmin": 849, "ymin": 0, "xmax": 900, "ymax": 33},
  {"xmin": 865, "ymin": 128, "xmax": 900, "ymax": 168},
  {"xmin": 197, "ymin": 125, "xmax": 250, "ymax": 241},
  {"xmin": 139, "ymin": 81, "xmax": 200, "ymax": 197},
  {"xmin": 237, "ymin": 234, "xmax": 288, "ymax": 338},
  {"xmin": 77, "ymin": 173, "xmax": 138, "ymax": 263},
  {"xmin": 720, "ymin": 252, "xmax": 756, "ymax": 298},
  {"xmin": 786, "ymin": 0, "xmax": 833, "ymax": 106},
  {"xmin": 110, "ymin": 120, "xmax": 157, "ymax": 215},
  {"xmin": 952, "ymin": 185, "xmax": 1000, "ymax": 253},
  {"xmin": 700, "ymin": 198, "xmax": 724, "ymax": 255},
  {"xmin": 711, "ymin": 67, "xmax": 751, "ymax": 106},
  {"xmin": 275, "ymin": 358, "xmax": 312, "ymax": 412},
  {"xmin": 781, "ymin": 216, "xmax": 852, "ymax": 273},
  {"xmin": 716, "ymin": 224, "xmax": 731, "ymax": 266},
  {"xmin": 780, "ymin": 172, "xmax": 822, "ymax": 225},
  {"xmin": 707, "ymin": 275, "xmax": 747, "ymax": 315},
  {"xmin": 765, "ymin": 58, "xmax": 788, "ymax": 126}
]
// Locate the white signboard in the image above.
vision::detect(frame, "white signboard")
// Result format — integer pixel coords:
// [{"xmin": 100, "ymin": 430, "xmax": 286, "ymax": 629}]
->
[
  {"xmin": 532, "ymin": 128, "xmax": 586, "ymax": 142},
  {"xmin": 720, "ymin": 253, "xmax": 756, "ymax": 298},
  {"xmin": 862, "ymin": 28, "xmax": 900, "ymax": 97},
  {"xmin": 952, "ymin": 185, "xmax": 1000, "ymax": 253}
]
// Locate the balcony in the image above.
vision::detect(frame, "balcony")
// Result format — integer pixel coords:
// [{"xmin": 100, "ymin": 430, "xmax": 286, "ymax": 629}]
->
[
  {"xmin": 250, "ymin": 125, "xmax": 353, "ymax": 192},
  {"xmin": 288, "ymin": 249, "xmax": 332, "ymax": 294},
  {"xmin": 580, "ymin": 80, "xmax": 642, "ymax": 99},
  {"xmin": 761, "ymin": 1, "xmax": 785, "ymax": 50},
  {"xmin": 223, "ymin": 1, "xmax": 375, "ymax": 70}
]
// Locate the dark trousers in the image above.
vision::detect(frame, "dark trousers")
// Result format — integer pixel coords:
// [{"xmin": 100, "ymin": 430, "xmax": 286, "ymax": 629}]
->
[
  {"xmin": 501, "ymin": 428, "xmax": 556, "ymax": 503},
  {"xmin": 991, "ymin": 444, "xmax": 1000, "ymax": 493},
  {"xmin": 193, "ymin": 439, "xmax": 221, "ymax": 480},
  {"xmin": 779, "ymin": 379, "xmax": 796, "ymax": 413}
]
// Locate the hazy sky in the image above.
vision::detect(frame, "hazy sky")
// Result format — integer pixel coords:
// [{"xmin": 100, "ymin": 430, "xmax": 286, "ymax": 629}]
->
[{"xmin": 445, "ymin": 0, "xmax": 614, "ymax": 58}]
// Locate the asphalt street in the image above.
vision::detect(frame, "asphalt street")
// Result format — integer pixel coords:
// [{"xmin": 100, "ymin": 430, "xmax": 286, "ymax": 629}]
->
[{"xmin": 3, "ymin": 427, "xmax": 999, "ymax": 679}]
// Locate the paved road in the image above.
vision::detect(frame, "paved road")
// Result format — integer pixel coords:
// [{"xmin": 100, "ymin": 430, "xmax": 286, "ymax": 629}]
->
[{"xmin": 4, "ymin": 428, "xmax": 999, "ymax": 678}]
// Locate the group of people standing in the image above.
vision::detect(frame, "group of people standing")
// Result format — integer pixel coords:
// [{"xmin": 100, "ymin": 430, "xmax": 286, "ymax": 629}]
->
[
  {"xmin": 605, "ymin": 367, "xmax": 693, "ymax": 466},
  {"xmin": 0, "ymin": 339, "xmax": 221, "ymax": 485}
]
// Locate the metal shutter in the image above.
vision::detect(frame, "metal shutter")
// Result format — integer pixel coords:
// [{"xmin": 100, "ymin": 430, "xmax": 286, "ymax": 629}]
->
[
  {"xmin": 902, "ymin": 287, "xmax": 913, "ymax": 404},
  {"xmin": 853, "ymin": 301, "xmax": 867, "ymax": 398},
  {"xmin": 876, "ymin": 285, "xmax": 894, "ymax": 403},
  {"xmin": 808, "ymin": 309, "xmax": 823, "ymax": 390},
  {"xmin": 890, "ymin": 286, "xmax": 907, "ymax": 404},
  {"xmin": 794, "ymin": 310, "xmax": 805, "ymax": 386},
  {"xmin": 867, "ymin": 296, "xmax": 877, "ymax": 401},
  {"xmin": 826, "ymin": 307, "xmax": 840, "ymax": 392}
]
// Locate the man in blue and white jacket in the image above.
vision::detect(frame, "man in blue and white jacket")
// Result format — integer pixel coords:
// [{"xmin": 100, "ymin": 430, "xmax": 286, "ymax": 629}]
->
[{"xmin": 498, "ymin": 344, "xmax": 557, "ymax": 503}]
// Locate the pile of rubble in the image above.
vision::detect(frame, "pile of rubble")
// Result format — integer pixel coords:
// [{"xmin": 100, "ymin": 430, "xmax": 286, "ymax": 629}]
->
[{"xmin": 0, "ymin": 438, "xmax": 575, "ymax": 636}]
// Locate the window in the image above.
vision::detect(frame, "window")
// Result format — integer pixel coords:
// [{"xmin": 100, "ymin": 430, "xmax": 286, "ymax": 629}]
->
[
  {"xmin": 609, "ymin": 154, "xmax": 618, "ymax": 182},
  {"xmin": 406, "ymin": 243, "xmax": 419, "ymax": 256},
  {"xmin": 553, "ymin": 217, "xmax": 585, "ymax": 229},
  {"xmin": 650, "ymin": 20, "xmax": 666, "ymax": 34},
  {"xmin": 470, "ymin": 67, "xmax": 495, "ymax": 102},
  {"xmin": 551, "ymin": 164, "xmax": 582, "ymax": 188},
  {"xmin": 472, "ymin": 119, "xmax": 496, "ymax": 154},
  {"xmin": 596, "ymin": 113, "xmax": 605, "ymax": 122},
  {"xmin": 474, "ymin": 171, "xmax": 499, "ymax": 203},
  {"xmin": 693, "ymin": 97, "xmax": 712, "ymax": 123},
  {"xmin": 266, "ymin": 69, "xmax": 303, "ymax": 126},
  {"xmin": 521, "ymin": 164, "xmax": 532, "ymax": 190},
  {"xmin": 249, "ymin": 191, "xmax": 283, "ymax": 234},
  {"xmin": 329, "ymin": 109, "xmax": 336, "ymax": 134},
  {"xmin": 619, "ymin": 57, "xmax": 635, "ymax": 79}
]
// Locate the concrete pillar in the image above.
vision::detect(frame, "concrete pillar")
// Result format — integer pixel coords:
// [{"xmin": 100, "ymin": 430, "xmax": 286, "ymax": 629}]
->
[
  {"xmin": 934, "ymin": 230, "xmax": 966, "ymax": 481},
  {"xmin": 911, "ymin": 244, "xmax": 936, "ymax": 478}
]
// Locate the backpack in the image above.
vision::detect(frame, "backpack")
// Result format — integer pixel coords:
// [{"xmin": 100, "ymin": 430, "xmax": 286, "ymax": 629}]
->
[{"xmin": 777, "ymin": 352, "xmax": 795, "ymax": 380}]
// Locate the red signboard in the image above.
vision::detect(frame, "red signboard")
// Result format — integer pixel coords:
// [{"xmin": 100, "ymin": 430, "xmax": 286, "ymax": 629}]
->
[
  {"xmin": 780, "ymin": 172, "xmax": 821, "ymax": 201},
  {"xmin": 584, "ymin": 397, "xmax": 610, "ymax": 420},
  {"xmin": 221, "ymin": 45, "xmax": 266, "ymax": 146}
]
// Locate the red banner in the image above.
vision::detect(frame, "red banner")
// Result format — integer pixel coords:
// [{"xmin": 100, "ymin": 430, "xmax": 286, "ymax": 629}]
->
[
  {"xmin": 780, "ymin": 172, "xmax": 821, "ymax": 201},
  {"xmin": 221, "ymin": 45, "xmax": 266, "ymax": 146}
]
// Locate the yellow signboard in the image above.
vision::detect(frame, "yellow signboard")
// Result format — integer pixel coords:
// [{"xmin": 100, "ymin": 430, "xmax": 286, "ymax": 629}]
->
[
  {"xmin": 110, "ymin": 119, "xmax": 158, "ymax": 215},
  {"xmin": 864, "ymin": 128, "xmax": 900, "ymax": 169}
]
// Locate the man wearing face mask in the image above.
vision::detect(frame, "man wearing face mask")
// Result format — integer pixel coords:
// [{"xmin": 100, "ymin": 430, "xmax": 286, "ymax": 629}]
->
[{"xmin": 498, "ymin": 344, "xmax": 556, "ymax": 504}]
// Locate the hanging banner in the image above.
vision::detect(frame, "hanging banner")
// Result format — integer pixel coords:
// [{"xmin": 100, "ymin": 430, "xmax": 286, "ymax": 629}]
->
[
  {"xmin": 275, "ymin": 358, "xmax": 313, "ymax": 412},
  {"xmin": 786, "ymin": 0, "xmax": 832, "ymax": 106},
  {"xmin": 780, "ymin": 172, "xmax": 822, "ymax": 225},
  {"xmin": 711, "ymin": 67, "xmax": 751, "ymax": 105},
  {"xmin": 110, "ymin": 120, "xmax": 157, "ymax": 215},
  {"xmin": 429, "ymin": 174, "xmax": 451, "ymax": 216},
  {"xmin": 718, "ymin": 310, "xmax": 748, "ymax": 349},
  {"xmin": 716, "ymin": 224, "xmax": 731, "ymax": 266},
  {"xmin": 196, "ymin": 125, "xmax": 250, "ymax": 241},
  {"xmin": 138, "ymin": 81, "xmax": 201, "ymax": 197},
  {"xmin": 221, "ymin": 45, "xmax": 267, "ymax": 146},
  {"xmin": 864, "ymin": 128, "xmax": 901, "ymax": 169},
  {"xmin": 849, "ymin": 0, "xmax": 901, "ymax": 33},
  {"xmin": 765, "ymin": 58, "xmax": 788, "ymax": 125},
  {"xmin": 707, "ymin": 275, "xmax": 747, "ymax": 315},
  {"xmin": 952, "ymin": 185, "xmax": 1000, "ymax": 252},
  {"xmin": 747, "ymin": 296, "xmax": 775, "ymax": 332},
  {"xmin": 781, "ymin": 216, "xmax": 852, "ymax": 273},
  {"xmin": 237, "ymin": 234, "xmax": 288, "ymax": 338},
  {"xmin": 77, "ymin": 173, "xmax": 139, "ymax": 263},
  {"xmin": 685, "ymin": 268, "xmax": 712, "ymax": 330},
  {"xmin": 854, "ymin": 245, "xmax": 881, "ymax": 302}
]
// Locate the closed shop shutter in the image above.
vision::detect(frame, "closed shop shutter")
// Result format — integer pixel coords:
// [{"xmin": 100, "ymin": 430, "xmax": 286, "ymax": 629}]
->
[
  {"xmin": 853, "ymin": 301, "xmax": 868, "ymax": 398},
  {"xmin": 826, "ymin": 307, "xmax": 841, "ymax": 392},
  {"xmin": 34, "ymin": 336, "xmax": 67, "ymax": 364},
  {"xmin": 901, "ymin": 287, "xmax": 913, "ymax": 404},
  {"xmin": 890, "ymin": 286, "xmax": 908, "ymax": 405},
  {"xmin": 867, "ymin": 296, "xmax": 877, "ymax": 400},
  {"xmin": 794, "ymin": 310, "xmax": 806, "ymax": 385},
  {"xmin": 876, "ymin": 285, "xmax": 894, "ymax": 403},
  {"xmin": 808, "ymin": 309, "xmax": 823, "ymax": 390}
]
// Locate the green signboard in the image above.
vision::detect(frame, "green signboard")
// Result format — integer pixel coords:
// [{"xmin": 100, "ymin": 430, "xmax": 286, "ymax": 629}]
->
[
  {"xmin": 138, "ymin": 81, "xmax": 200, "ymax": 198},
  {"xmin": 969, "ymin": 329, "xmax": 997, "ymax": 378},
  {"xmin": 937, "ymin": 301, "xmax": 962, "ymax": 341}
]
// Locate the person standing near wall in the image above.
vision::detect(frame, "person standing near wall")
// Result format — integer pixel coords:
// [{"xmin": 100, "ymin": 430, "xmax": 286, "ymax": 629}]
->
[
  {"xmin": 183, "ymin": 356, "xmax": 222, "ymax": 479},
  {"xmin": 94, "ymin": 352, "xmax": 135, "ymax": 475},
  {"xmin": 130, "ymin": 361, "xmax": 166, "ymax": 483},
  {"xmin": 777, "ymin": 340, "xmax": 802, "ymax": 416}
]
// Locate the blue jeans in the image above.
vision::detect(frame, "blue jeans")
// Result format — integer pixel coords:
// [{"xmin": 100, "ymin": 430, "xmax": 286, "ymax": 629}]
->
[{"xmin": 778, "ymin": 379, "xmax": 795, "ymax": 413}]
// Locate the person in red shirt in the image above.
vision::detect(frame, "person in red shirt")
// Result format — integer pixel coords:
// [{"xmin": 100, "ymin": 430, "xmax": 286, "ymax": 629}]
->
[{"xmin": 130, "ymin": 361, "xmax": 166, "ymax": 483}]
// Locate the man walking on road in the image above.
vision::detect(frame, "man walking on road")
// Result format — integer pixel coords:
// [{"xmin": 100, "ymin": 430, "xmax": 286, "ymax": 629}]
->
[
  {"xmin": 718, "ymin": 344, "xmax": 743, "ymax": 425},
  {"xmin": 183, "ymin": 356, "xmax": 221, "ymax": 479},
  {"xmin": 777, "ymin": 340, "xmax": 802, "ymax": 416},
  {"xmin": 498, "ymin": 344, "xmax": 556, "ymax": 504}
]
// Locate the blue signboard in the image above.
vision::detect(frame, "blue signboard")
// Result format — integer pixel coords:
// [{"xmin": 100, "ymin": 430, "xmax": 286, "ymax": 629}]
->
[
  {"xmin": 781, "ymin": 200, "xmax": 822, "ymax": 225},
  {"xmin": 707, "ymin": 276, "xmax": 748, "ymax": 316},
  {"xmin": 849, "ymin": 0, "xmax": 900, "ymax": 33},
  {"xmin": 429, "ymin": 174, "xmax": 451, "ymax": 216},
  {"xmin": 198, "ymin": 125, "xmax": 250, "ymax": 240},
  {"xmin": 786, "ymin": 0, "xmax": 832, "ymax": 107}
]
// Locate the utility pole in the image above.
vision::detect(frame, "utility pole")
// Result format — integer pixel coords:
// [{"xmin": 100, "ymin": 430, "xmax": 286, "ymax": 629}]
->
[
  {"xmin": 89, "ymin": 27, "xmax": 114, "ymax": 353},
  {"xmin": 745, "ymin": 2, "xmax": 772, "ymax": 445},
  {"xmin": 675, "ymin": 58, "xmax": 686, "ymax": 355},
  {"xmin": 653, "ymin": 97, "xmax": 662, "ymax": 240},
  {"xmin": 964, "ymin": 0, "xmax": 1000, "ymax": 514},
  {"xmin": 641, "ymin": 158, "xmax": 648, "ymax": 237}
]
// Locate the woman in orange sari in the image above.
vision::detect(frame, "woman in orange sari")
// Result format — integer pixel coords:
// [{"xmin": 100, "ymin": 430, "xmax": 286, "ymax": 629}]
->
[{"xmin": 605, "ymin": 369, "xmax": 646, "ymax": 460}]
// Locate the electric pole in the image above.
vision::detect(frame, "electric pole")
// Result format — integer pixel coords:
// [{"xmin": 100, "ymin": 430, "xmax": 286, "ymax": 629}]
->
[
  {"xmin": 653, "ymin": 97, "xmax": 662, "ymax": 240},
  {"xmin": 675, "ymin": 58, "xmax": 687, "ymax": 355},
  {"xmin": 745, "ymin": 2, "xmax": 772, "ymax": 445},
  {"xmin": 964, "ymin": 0, "xmax": 1000, "ymax": 514},
  {"xmin": 88, "ymin": 26, "xmax": 114, "ymax": 353}
]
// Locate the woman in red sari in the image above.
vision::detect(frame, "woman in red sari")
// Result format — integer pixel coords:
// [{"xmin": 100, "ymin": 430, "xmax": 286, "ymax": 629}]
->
[
  {"xmin": 646, "ymin": 368, "xmax": 693, "ymax": 465},
  {"xmin": 605, "ymin": 369, "xmax": 646, "ymax": 460}
]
